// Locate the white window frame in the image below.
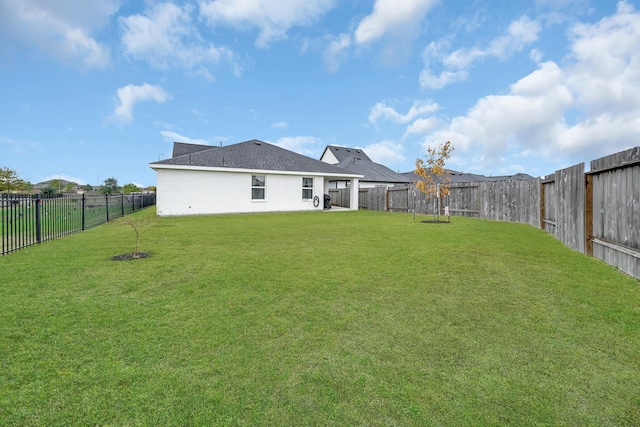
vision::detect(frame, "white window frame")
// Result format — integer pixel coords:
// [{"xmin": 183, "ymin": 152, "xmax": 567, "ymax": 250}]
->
[
  {"xmin": 302, "ymin": 177, "xmax": 314, "ymax": 200},
  {"xmin": 251, "ymin": 175, "xmax": 265, "ymax": 200}
]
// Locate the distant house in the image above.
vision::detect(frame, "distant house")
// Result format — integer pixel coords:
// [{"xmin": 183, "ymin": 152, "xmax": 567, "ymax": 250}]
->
[
  {"xmin": 34, "ymin": 179, "xmax": 79, "ymax": 193},
  {"xmin": 149, "ymin": 140, "xmax": 363, "ymax": 216},
  {"xmin": 320, "ymin": 145, "xmax": 412, "ymax": 188},
  {"xmin": 401, "ymin": 170, "xmax": 536, "ymax": 184}
]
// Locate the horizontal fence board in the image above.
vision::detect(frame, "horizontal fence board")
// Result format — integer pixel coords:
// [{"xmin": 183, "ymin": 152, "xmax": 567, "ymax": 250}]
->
[{"xmin": 590, "ymin": 146, "xmax": 640, "ymax": 170}]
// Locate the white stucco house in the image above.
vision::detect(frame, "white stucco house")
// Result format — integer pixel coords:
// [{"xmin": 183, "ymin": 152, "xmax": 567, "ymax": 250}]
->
[{"xmin": 149, "ymin": 140, "xmax": 362, "ymax": 216}]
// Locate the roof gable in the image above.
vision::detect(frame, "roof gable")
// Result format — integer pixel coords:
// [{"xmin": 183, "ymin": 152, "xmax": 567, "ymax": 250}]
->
[{"xmin": 322, "ymin": 145, "xmax": 372, "ymax": 163}]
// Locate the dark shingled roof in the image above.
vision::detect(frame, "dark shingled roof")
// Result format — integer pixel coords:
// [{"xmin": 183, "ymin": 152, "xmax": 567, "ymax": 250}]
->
[
  {"xmin": 33, "ymin": 179, "xmax": 78, "ymax": 189},
  {"xmin": 172, "ymin": 142, "xmax": 217, "ymax": 158},
  {"xmin": 323, "ymin": 145, "xmax": 372, "ymax": 163},
  {"xmin": 151, "ymin": 139, "xmax": 361, "ymax": 176},
  {"xmin": 336, "ymin": 156, "xmax": 412, "ymax": 183},
  {"xmin": 401, "ymin": 170, "xmax": 536, "ymax": 183}
]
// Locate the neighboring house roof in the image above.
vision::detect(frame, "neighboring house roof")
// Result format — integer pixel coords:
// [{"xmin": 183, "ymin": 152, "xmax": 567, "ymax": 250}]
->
[
  {"xmin": 33, "ymin": 179, "xmax": 78, "ymax": 189},
  {"xmin": 402, "ymin": 170, "xmax": 536, "ymax": 183},
  {"xmin": 320, "ymin": 145, "xmax": 372, "ymax": 164},
  {"xmin": 486, "ymin": 172, "xmax": 536, "ymax": 181},
  {"xmin": 320, "ymin": 145, "xmax": 411, "ymax": 184},
  {"xmin": 336, "ymin": 156, "xmax": 412, "ymax": 184},
  {"xmin": 172, "ymin": 142, "xmax": 217, "ymax": 158},
  {"xmin": 151, "ymin": 139, "xmax": 363, "ymax": 177}
]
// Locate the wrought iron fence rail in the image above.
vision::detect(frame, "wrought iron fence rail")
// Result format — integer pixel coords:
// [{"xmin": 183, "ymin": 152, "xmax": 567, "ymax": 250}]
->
[{"xmin": 1, "ymin": 193, "xmax": 156, "ymax": 255}]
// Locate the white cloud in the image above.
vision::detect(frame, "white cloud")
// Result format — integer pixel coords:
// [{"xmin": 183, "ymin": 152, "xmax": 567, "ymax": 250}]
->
[
  {"xmin": 199, "ymin": 0, "xmax": 334, "ymax": 48},
  {"xmin": 273, "ymin": 136, "xmax": 321, "ymax": 156},
  {"xmin": 271, "ymin": 121, "xmax": 290, "ymax": 129},
  {"xmin": 419, "ymin": 69, "xmax": 469, "ymax": 90},
  {"xmin": 534, "ymin": 0, "xmax": 590, "ymax": 12},
  {"xmin": 354, "ymin": 0, "xmax": 437, "ymax": 45},
  {"xmin": 362, "ymin": 140, "xmax": 405, "ymax": 164},
  {"xmin": 419, "ymin": 40, "xmax": 470, "ymax": 89},
  {"xmin": 421, "ymin": 61, "xmax": 573, "ymax": 165},
  {"xmin": 369, "ymin": 100, "xmax": 439, "ymax": 125},
  {"xmin": 113, "ymin": 84, "xmax": 171, "ymax": 123},
  {"xmin": 322, "ymin": 33, "xmax": 351, "ymax": 72},
  {"xmin": 559, "ymin": 112, "xmax": 640, "ymax": 157},
  {"xmin": 0, "ymin": 0, "xmax": 115, "ymax": 68},
  {"xmin": 559, "ymin": 0, "xmax": 640, "ymax": 157},
  {"xmin": 160, "ymin": 131, "xmax": 209, "ymax": 145},
  {"xmin": 565, "ymin": 0, "xmax": 640, "ymax": 117},
  {"xmin": 488, "ymin": 16, "xmax": 541, "ymax": 59},
  {"xmin": 404, "ymin": 117, "xmax": 440, "ymax": 137},
  {"xmin": 120, "ymin": 2, "xmax": 235, "ymax": 75},
  {"xmin": 0, "ymin": 135, "xmax": 35, "ymax": 155},
  {"xmin": 529, "ymin": 48, "xmax": 544, "ymax": 62},
  {"xmin": 443, "ymin": 16, "xmax": 541, "ymax": 67},
  {"xmin": 420, "ymin": 16, "xmax": 541, "ymax": 90},
  {"xmin": 420, "ymin": 2, "xmax": 640, "ymax": 171}
]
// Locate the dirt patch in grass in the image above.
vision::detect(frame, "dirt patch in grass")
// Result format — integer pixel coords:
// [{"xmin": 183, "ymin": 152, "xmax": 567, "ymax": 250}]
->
[
  {"xmin": 111, "ymin": 252, "xmax": 149, "ymax": 261},
  {"xmin": 420, "ymin": 220, "xmax": 451, "ymax": 224}
]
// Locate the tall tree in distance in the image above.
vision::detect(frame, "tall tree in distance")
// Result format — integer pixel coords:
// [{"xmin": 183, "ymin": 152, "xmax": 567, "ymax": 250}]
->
[
  {"xmin": 101, "ymin": 177, "xmax": 120, "ymax": 195},
  {"xmin": 414, "ymin": 141, "xmax": 454, "ymax": 223},
  {"xmin": 0, "ymin": 166, "xmax": 28, "ymax": 193},
  {"xmin": 122, "ymin": 183, "xmax": 141, "ymax": 194},
  {"xmin": 40, "ymin": 185, "xmax": 59, "ymax": 198}
]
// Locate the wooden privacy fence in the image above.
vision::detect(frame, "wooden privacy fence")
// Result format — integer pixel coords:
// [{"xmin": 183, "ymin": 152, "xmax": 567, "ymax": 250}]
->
[
  {"xmin": 587, "ymin": 147, "xmax": 640, "ymax": 278},
  {"xmin": 328, "ymin": 188, "xmax": 351, "ymax": 208},
  {"xmin": 541, "ymin": 163, "xmax": 585, "ymax": 253},
  {"xmin": 355, "ymin": 180, "xmax": 541, "ymax": 227},
  {"xmin": 352, "ymin": 146, "xmax": 640, "ymax": 279}
]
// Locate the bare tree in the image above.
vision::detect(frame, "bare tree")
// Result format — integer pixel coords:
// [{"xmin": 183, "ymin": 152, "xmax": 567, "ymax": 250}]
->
[{"xmin": 115, "ymin": 215, "xmax": 152, "ymax": 258}]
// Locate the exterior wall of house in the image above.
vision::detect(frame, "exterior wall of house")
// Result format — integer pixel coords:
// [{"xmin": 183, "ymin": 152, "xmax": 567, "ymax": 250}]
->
[{"xmin": 156, "ymin": 168, "xmax": 338, "ymax": 216}]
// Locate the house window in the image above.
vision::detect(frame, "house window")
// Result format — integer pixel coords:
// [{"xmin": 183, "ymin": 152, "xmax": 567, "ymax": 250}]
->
[
  {"xmin": 252, "ymin": 175, "xmax": 265, "ymax": 200},
  {"xmin": 302, "ymin": 177, "xmax": 313, "ymax": 199}
]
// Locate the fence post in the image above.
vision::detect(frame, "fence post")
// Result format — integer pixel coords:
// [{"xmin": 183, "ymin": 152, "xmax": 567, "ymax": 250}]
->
[
  {"xmin": 385, "ymin": 189, "xmax": 389, "ymax": 212},
  {"xmin": 1, "ymin": 194, "xmax": 4, "ymax": 254},
  {"xmin": 540, "ymin": 182, "xmax": 546, "ymax": 231},
  {"xmin": 585, "ymin": 173, "xmax": 593, "ymax": 256},
  {"xmin": 121, "ymin": 193, "xmax": 124, "ymax": 217},
  {"xmin": 105, "ymin": 194, "xmax": 109, "ymax": 223},
  {"xmin": 35, "ymin": 195, "xmax": 42, "ymax": 244},
  {"xmin": 81, "ymin": 193, "xmax": 86, "ymax": 231}
]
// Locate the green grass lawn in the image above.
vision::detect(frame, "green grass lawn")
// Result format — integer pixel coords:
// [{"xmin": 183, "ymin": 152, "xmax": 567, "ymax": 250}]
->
[{"xmin": 1, "ymin": 208, "xmax": 639, "ymax": 426}]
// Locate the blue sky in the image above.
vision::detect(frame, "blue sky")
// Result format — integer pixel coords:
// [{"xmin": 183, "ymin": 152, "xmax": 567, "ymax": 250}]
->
[{"xmin": 2, "ymin": 0, "xmax": 639, "ymax": 187}]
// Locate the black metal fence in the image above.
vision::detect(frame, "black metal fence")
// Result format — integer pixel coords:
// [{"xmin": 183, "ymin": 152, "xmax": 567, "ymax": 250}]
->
[{"xmin": 1, "ymin": 192, "xmax": 156, "ymax": 256}]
